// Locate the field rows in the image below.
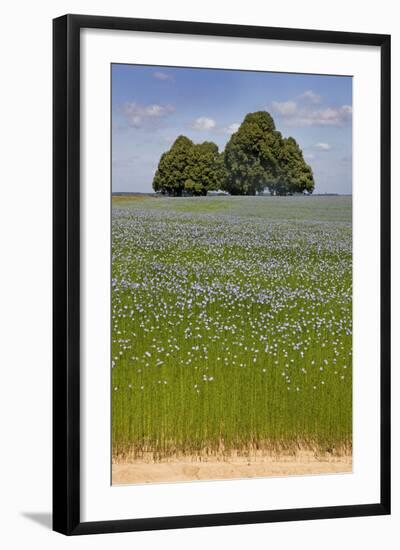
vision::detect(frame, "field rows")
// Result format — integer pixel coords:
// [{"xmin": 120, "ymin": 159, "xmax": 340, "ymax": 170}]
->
[{"xmin": 112, "ymin": 197, "xmax": 352, "ymax": 460}]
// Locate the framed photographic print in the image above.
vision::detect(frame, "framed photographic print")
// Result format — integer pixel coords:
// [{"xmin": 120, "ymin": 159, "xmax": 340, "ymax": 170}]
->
[{"xmin": 53, "ymin": 14, "xmax": 391, "ymax": 535}]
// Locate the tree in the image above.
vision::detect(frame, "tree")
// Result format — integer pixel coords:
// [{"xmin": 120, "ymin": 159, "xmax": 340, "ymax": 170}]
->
[
  {"xmin": 183, "ymin": 142, "xmax": 227, "ymax": 196},
  {"xmin": 274, "ymin": 137, "xmax": 315, "ymax": 195},
  {"xmin": 153, "ymin": 137, "xmax": 226, "ymax": 196},
  {"xmin": 152, "ymin": 135, "xmax": 193, "ymax": 196},
  {"xmin": 223, "ymin": 111, "xmax": 283, "ymax": 195},
  {"xmin": 223, "ymin": 111, "xmax": 314, "ymax": 195},
  {"xmin": 152, "ymin": 112, "xmax": 314, "ymax": 197}
]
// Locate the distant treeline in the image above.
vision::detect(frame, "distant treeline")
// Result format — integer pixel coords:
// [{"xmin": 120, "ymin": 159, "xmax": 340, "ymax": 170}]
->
[
  {"xmin": 152, "ymin": 111, "xmax": 315, "ymax": 197},
  {"xmin": 113, "ymin": 192, "xmax": 156, "ymax": 196}
]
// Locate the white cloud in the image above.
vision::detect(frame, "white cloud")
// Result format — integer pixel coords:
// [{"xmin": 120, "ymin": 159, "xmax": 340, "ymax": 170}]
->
[
  {"xmin": 121, "ymin": 102, "xmax": 175, "ymax": 127},
  {"xmin": 192, "ymin": 116, "xmax": 217, "ymax": 130},
  {"xmin": 270, "ymin": 99, "xmax": 352, "ymax": 127},
  {"xmin": 153, "ymin": 71, "xmax": 171, "ymax": 81},
  {"xmin": 223, "ymin": 122, "xmax": 240, "ymax": 134},
  {"xmin": 304, "ymin": 153, "xmax": 315, "ymax": 160},
  {"xmin": 314, "ymin": 142, "xmax": 332, "ymax": 151},
  {"xmin": 300, "ymin": 90, "xmax": 321, "ymax": 103},
  {"xmin": 271, "ymin": 100, "xmax": 297, "ymax": 116},
  {"xmin": 193, "ymin": 120, "xmax": 240, "ymax": 134}
]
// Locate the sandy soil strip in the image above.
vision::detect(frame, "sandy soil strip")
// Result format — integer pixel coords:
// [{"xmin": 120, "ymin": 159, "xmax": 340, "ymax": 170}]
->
[{"xmin": 112, "ymin": 454, "xmax": 352, "ymax": 485}]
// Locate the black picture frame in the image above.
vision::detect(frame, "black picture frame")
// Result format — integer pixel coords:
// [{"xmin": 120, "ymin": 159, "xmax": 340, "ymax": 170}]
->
[{"xmin": 53, "ymin": 14, "xmax": 391, "ymax": 535}]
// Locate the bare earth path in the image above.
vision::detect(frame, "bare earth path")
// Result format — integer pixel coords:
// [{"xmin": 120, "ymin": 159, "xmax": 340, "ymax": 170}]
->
[{"xmin": 112, "ymin": 453, "xmax": 352, "ymax": 485}]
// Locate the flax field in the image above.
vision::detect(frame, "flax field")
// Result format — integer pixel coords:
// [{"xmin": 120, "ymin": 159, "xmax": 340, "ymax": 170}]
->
[{"xmin": 112, "ymin": 196, "xmax": 352, "ymax": 460}]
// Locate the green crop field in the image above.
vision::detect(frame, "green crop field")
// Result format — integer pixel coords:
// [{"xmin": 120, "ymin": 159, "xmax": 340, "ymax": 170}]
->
[{"xmin": 112, "ymin": 195, "xmax": 352, "ymax": 460}]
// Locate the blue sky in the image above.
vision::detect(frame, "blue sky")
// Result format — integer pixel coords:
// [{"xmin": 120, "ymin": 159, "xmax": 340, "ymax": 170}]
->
[{"xmin": 112, "ymin": 64, "xmax": 352, "ymax": 194}]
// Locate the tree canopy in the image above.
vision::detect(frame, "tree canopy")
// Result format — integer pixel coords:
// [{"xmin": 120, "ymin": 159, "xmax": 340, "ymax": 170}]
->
[
  {"xmin": 152, "ymin": 111, "xmax": 314, "ymax": 196},
  {"xmin": 275, "ymin": 136, "xmax": 315, "ymax": 195},
  {"xmin": 152, "ymin": 137, "xmax": 226, "ymax": 196},
  {"xmin": 184, "ymin": 141, "xmax": 227, "ymax": 196},
  {"xmin": 152, "ymin": 135, "xmax": 194, "ymax": 197},
  {"xmin": 223, "ymin": 111, "xmax": 314, "ymax": 195}
]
